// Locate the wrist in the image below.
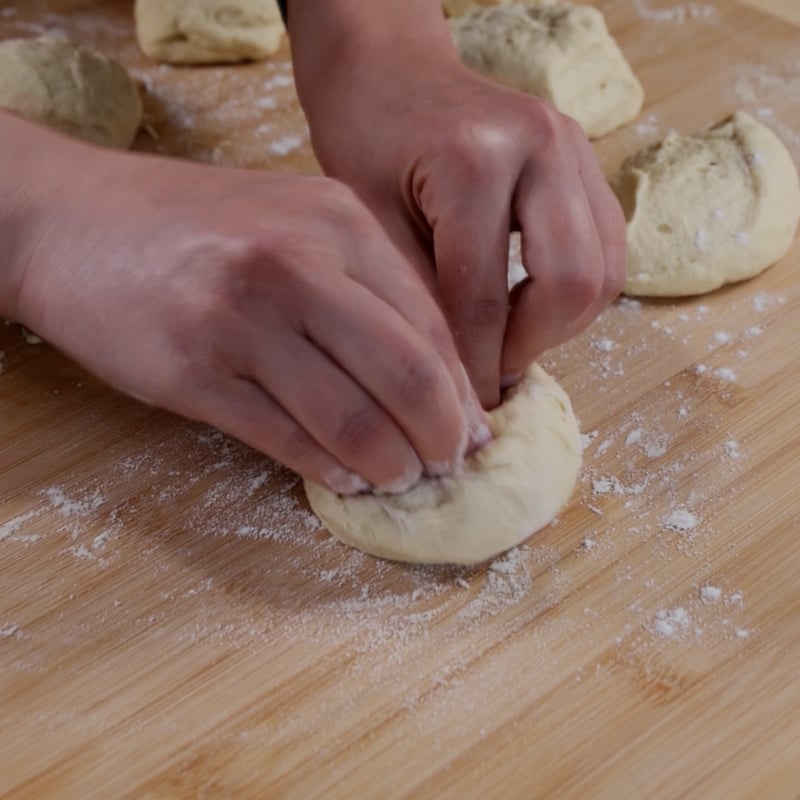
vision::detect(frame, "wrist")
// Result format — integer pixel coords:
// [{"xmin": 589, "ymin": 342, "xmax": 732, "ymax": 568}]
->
[
  {"xmin": 287, "ymin": 0, "xmax": 458, "ymax": 120},
  {"xmin": 0, "ymin": 113, "xmax": 91, "ymax": 321}
]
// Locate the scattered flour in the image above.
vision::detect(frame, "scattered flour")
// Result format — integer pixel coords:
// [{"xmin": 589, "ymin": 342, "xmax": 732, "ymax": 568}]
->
[
  {"xmin": 625, "ymin": 429, "xmax": 643, "ymax": 447},
  {"xmin": 266, "ymin": 135, "xmax": 304, "ymax": 156},
  {"xmin": 22, "ymin": 329, "xmax": 43, "ymax": 345},
  {"xmin": 724, "ymin": 440, "xmax": 741, "ymax": 460},
  {"xmin": 580, "ymin": 430, "xmax": 599, "ymax": 452},
  {"xmin": 753, "ymin": 291, "xmax": 786, "ymax": 313},
  {"xmin": 633, "ymin": 0, "xmax": 717, "ymax": 24},
  {"xmin": 699, "ymin": 585, "xmax": 722, "ymax": 603},
  {"xmin": 662, "ymin": 509, "xmax": 698, "ymax": 532},
  {"xmin": 633, "ymin": 111, "xmax": 660, "ymax": 137},
  {"xmin": 650, "ymin": 606, "xmax": 692, "ymax": 638},
  {"xmin": 591, "ymin": 337, "xmax": 617, "ymax": 353},
  {"xmin": 713, "ymin": 368, "xmax": 737, "ymax": 383}
]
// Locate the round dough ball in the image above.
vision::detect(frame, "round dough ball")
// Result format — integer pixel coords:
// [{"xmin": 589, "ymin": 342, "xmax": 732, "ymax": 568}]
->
[
  {"xmin": 613, "ymin": 111, "xmax": 800, "ymax": 297},
  {"xmin": 304, "ymin": 365, "xmax": 582, "ymax": 566},
  {"xmin": 0, "ymin": 36, "xmax": 142, "ymax": 149},
  {"xmin": 135, "ymin": 0, "xmax": 284, "ymax": 65},
  {"xmin": 450, "ymin": 2, "xmax": 644, "ymax": 138}
]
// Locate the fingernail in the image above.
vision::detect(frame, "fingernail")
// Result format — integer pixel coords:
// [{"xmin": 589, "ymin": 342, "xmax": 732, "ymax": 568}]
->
[
  {"xmin": 324, "ymin": 467, "xmax": 371, "ymax": 496},
  {"xmin": 458, "ymin": 363, "xmax": 493, "ymax": 452},
  {"xmin": 470, "ymin": 421, "xmax": 493, "ymax": 450},
  {"xmin": 501, "ymin": 372, "xmax": 522, "ymax": 390},
  {"xmin": 464, "ymin": 391, "xmax": 492, "ymax": 452}
]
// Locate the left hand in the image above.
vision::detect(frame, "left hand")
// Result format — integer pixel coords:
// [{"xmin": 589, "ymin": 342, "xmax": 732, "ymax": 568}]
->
[{"xmin": 290, "ymin": 8, "xmax": 627, "ymax": 409}]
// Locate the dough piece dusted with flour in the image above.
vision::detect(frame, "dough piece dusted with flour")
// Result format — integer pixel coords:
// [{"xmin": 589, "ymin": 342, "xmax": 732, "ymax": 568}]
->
[
  {"xmin": 0, "ymin": 37, "xmax": 141, "ymax": 149},
  {"xmin": 135, "ymin": 0, "xmax": 284, "ymax": 64},
  {"xmin": 443, "ymin": 0, "xmax": 556, "ymax": 19},
  {"xmin": 304, "ymin": 365, "xmax": 581, "ymax": 566},
  {"xmin": 450, "ymin": 2, "xmax": 643, "ymax": 138},
  {"xmin": 613, "ymin": 111, "xmax": 800, "ymax": 297}
]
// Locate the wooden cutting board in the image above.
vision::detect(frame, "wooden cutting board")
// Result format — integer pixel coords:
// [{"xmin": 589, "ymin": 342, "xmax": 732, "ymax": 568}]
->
[{"xmin": 2, "ymin": 1, "xmax": 800, "ymax": 798}]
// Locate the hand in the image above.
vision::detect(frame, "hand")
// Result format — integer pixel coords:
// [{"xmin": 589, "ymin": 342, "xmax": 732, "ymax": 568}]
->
[
  {"xmin": 290, "ymin": 8, "xmax": 627, "ymax": 408},
  {"xmin": 5, "ymin": 117, "xmax": 487, "ymax": 493}
]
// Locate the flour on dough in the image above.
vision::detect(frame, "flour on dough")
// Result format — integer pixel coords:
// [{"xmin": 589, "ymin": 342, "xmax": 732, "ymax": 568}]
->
[
  {"xmin": 135, "ymin": 0, "xmax": 284, "ymax": 64},
  {"xmin": 450, "ymin": 2, "xmax": 644, "ymax": 138},
  {"xmin": 0, "ymin": 36, "xmax": 141, "ymax": 149},
  {"xmin": 443, "ymin": 0, "xmax": 556, "ymax": 19},
  {"xmin": 304, "ymin": 365, "xmax": 581, "ymax": 566},
  {"xmin": 613, "ymin": 111, "xmax": 800, "ymax": 297}
]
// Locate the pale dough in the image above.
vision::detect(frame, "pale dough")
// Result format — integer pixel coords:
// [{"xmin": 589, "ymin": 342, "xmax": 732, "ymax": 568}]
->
[
  {"xmin": 0, "ymin": 36, "xmax": 141, "ymax": 149},
  {"xmin": 135, "ymin": 0, "xmax": 284, "ymax": 64},
  {"xmin": 443, "ymin": 0, "xmax": 556, "ymax": 19},
  {"xmin": 450, "ymin": 2, "xmax": 644, "ymax": 138},
  {"xmin": 304, "ymin": 365, "xmax": 581, "ymax": 566},
  {"xmin": 613, "ymin": 111, "xmax": 800, "ymax": 297}
]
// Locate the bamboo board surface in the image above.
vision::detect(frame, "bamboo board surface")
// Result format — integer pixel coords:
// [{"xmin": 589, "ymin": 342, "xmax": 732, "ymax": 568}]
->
[{"xmin": 1, "ymin": 1, "xmax": 800, "ymax": 798}]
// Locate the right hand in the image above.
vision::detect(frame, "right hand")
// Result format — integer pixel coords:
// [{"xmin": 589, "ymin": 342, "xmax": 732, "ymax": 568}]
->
[{"xmin": 7, "ymin": 125, "xmax": 488, "ymax": 493}]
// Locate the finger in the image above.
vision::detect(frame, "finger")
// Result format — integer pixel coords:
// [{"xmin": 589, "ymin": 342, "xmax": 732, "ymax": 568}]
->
[
  {"xmin": 428, "ymin": 182, "xmax": 512, "ymax": 409},
  {"xmin": 300, "ymin": 275, "xmax": 472, "ymax": 477},
  {"xmin": 502, "ymin": 149, "xmax": 604, "ymax": 376},
  {"xmin": 353, "ymin": 201, "xmax": 493, "ymax": 447},
  {"xmin": 570, "ymin": 125, "xmax": 628, "ymax": 303},
  {"xmin": 195, "ymin": 377, "xmax": 372, "ymax": 496},
  {"xmin": 249, "ymin": 330, "xmax": 424, "ymax": 493}
]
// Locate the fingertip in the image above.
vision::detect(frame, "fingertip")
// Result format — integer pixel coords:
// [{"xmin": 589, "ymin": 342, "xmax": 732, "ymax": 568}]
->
[
  {"xmin": 374, "ymin": 455, "xmax": 424, "ymax": 495},
  {"xmin": 323, "ymin": 466, "xmax": 371, "ymax": 496}
]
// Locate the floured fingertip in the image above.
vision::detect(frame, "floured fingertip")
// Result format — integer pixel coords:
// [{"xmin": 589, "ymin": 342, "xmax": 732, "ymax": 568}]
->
[{"xmin": 323, "ymin": 467, "xmax": 371, "ymax": 496}]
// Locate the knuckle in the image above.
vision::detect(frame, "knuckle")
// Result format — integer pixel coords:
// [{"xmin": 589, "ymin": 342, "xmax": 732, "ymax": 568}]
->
[
  {"xmin": 559, "ymin": 265, "xmax": 604, "ymax": 310},
  {"xmin": 467, "ymin": 295, "xmax": 508, "ymax": 329},
  {"xmin": 161, "ymin": 243, "xmax": 272, "ymax": 392},
  {"xmin": 335, "ymin": 404, "xmax": 385, "ymax": 458},
  {"xmin": 522, "ymin": 99, "xmax": 562, "ymax": 149},
  {"xmin": 427, "ymin": 321, "xmax": 458, "ymax": 362},
  {"xmin": 279, "ymin": 423, "xmax": 324, "ymax": 468},
  {"xmin": 396, "ymin": 356, "xmax": 446, "ymax": 409},
  {"xmin": 195, "ymin": 237, "xmax": 275, "ymax": 316},
  {"xmin": 563, "ymin": 114, "xmax": 585, "ymax": 141},
  {"xmin": 446, "ymin": 124, "xmax": 503, "ymax": 185},
  {"xmin": 158, "ymin": 334, "xmax": 225, "ymax": 404}
]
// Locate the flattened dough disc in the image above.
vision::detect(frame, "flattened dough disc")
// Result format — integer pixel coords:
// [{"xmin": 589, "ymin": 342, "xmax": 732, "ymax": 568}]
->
[{"xmin": 304, "ymin": 365, "xmax": 581, "ymax": 566}]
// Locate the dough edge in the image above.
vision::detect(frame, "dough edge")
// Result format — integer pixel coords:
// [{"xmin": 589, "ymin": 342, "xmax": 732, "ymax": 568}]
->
[
  {"xmin": 304, "ymin": 364, "xmax": 582, "ymax": 566},
  {"xmin": 0, "ymin": 36, "xmax": 142, "ymax": 149},
  {"xmin": 450, "ymin": 2, "xmax": 644, "ymax": 139},
  {"xmin": 617, "ymin": 111, "xmax": 800, "ymax": 297},
  {"xmin": 134, "ymin": 0, "xmax": 284, "ymax": 64}
]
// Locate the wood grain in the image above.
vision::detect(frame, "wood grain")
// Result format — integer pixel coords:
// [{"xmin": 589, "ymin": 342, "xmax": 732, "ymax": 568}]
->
[
  {"xmin": 2, "ymin": 1, "xmax": 800, "ymax": 798},
  {"xmin": 737, "ymin": 0, "xmax": 800, "ymax": 24}
]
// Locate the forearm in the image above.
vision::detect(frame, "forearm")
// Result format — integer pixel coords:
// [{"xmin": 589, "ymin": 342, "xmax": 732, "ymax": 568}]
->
[
  {"xmin": 286, "ymin": 0, "xmax": 458, "ymax": 118},
  {"xmin": 0, "ymin": 112, "xmax": 82, "ymax": 320}
]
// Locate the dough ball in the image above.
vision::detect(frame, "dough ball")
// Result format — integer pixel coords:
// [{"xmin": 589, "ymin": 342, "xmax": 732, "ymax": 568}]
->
[
  {"xmin": 443, "ymin": 0, "xmax": 556, "ymax": 19},
  {"xmin": 613, "ymin": 111, "xmax": 800, "ymax": 297},
  {"xmin": 450, "ymin": 2, "xmax": 644, "ymax": 138},
  {"xmin": 135, "ymin": 0, "xmax": 284, "ymax": 64},
  {"xmin": 0, "ymin": 36, "xmax": 142, "ymax": 149},
  {"xmin": 304, "ymin": 365, "xmax": 581, "ymax": 566}
]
